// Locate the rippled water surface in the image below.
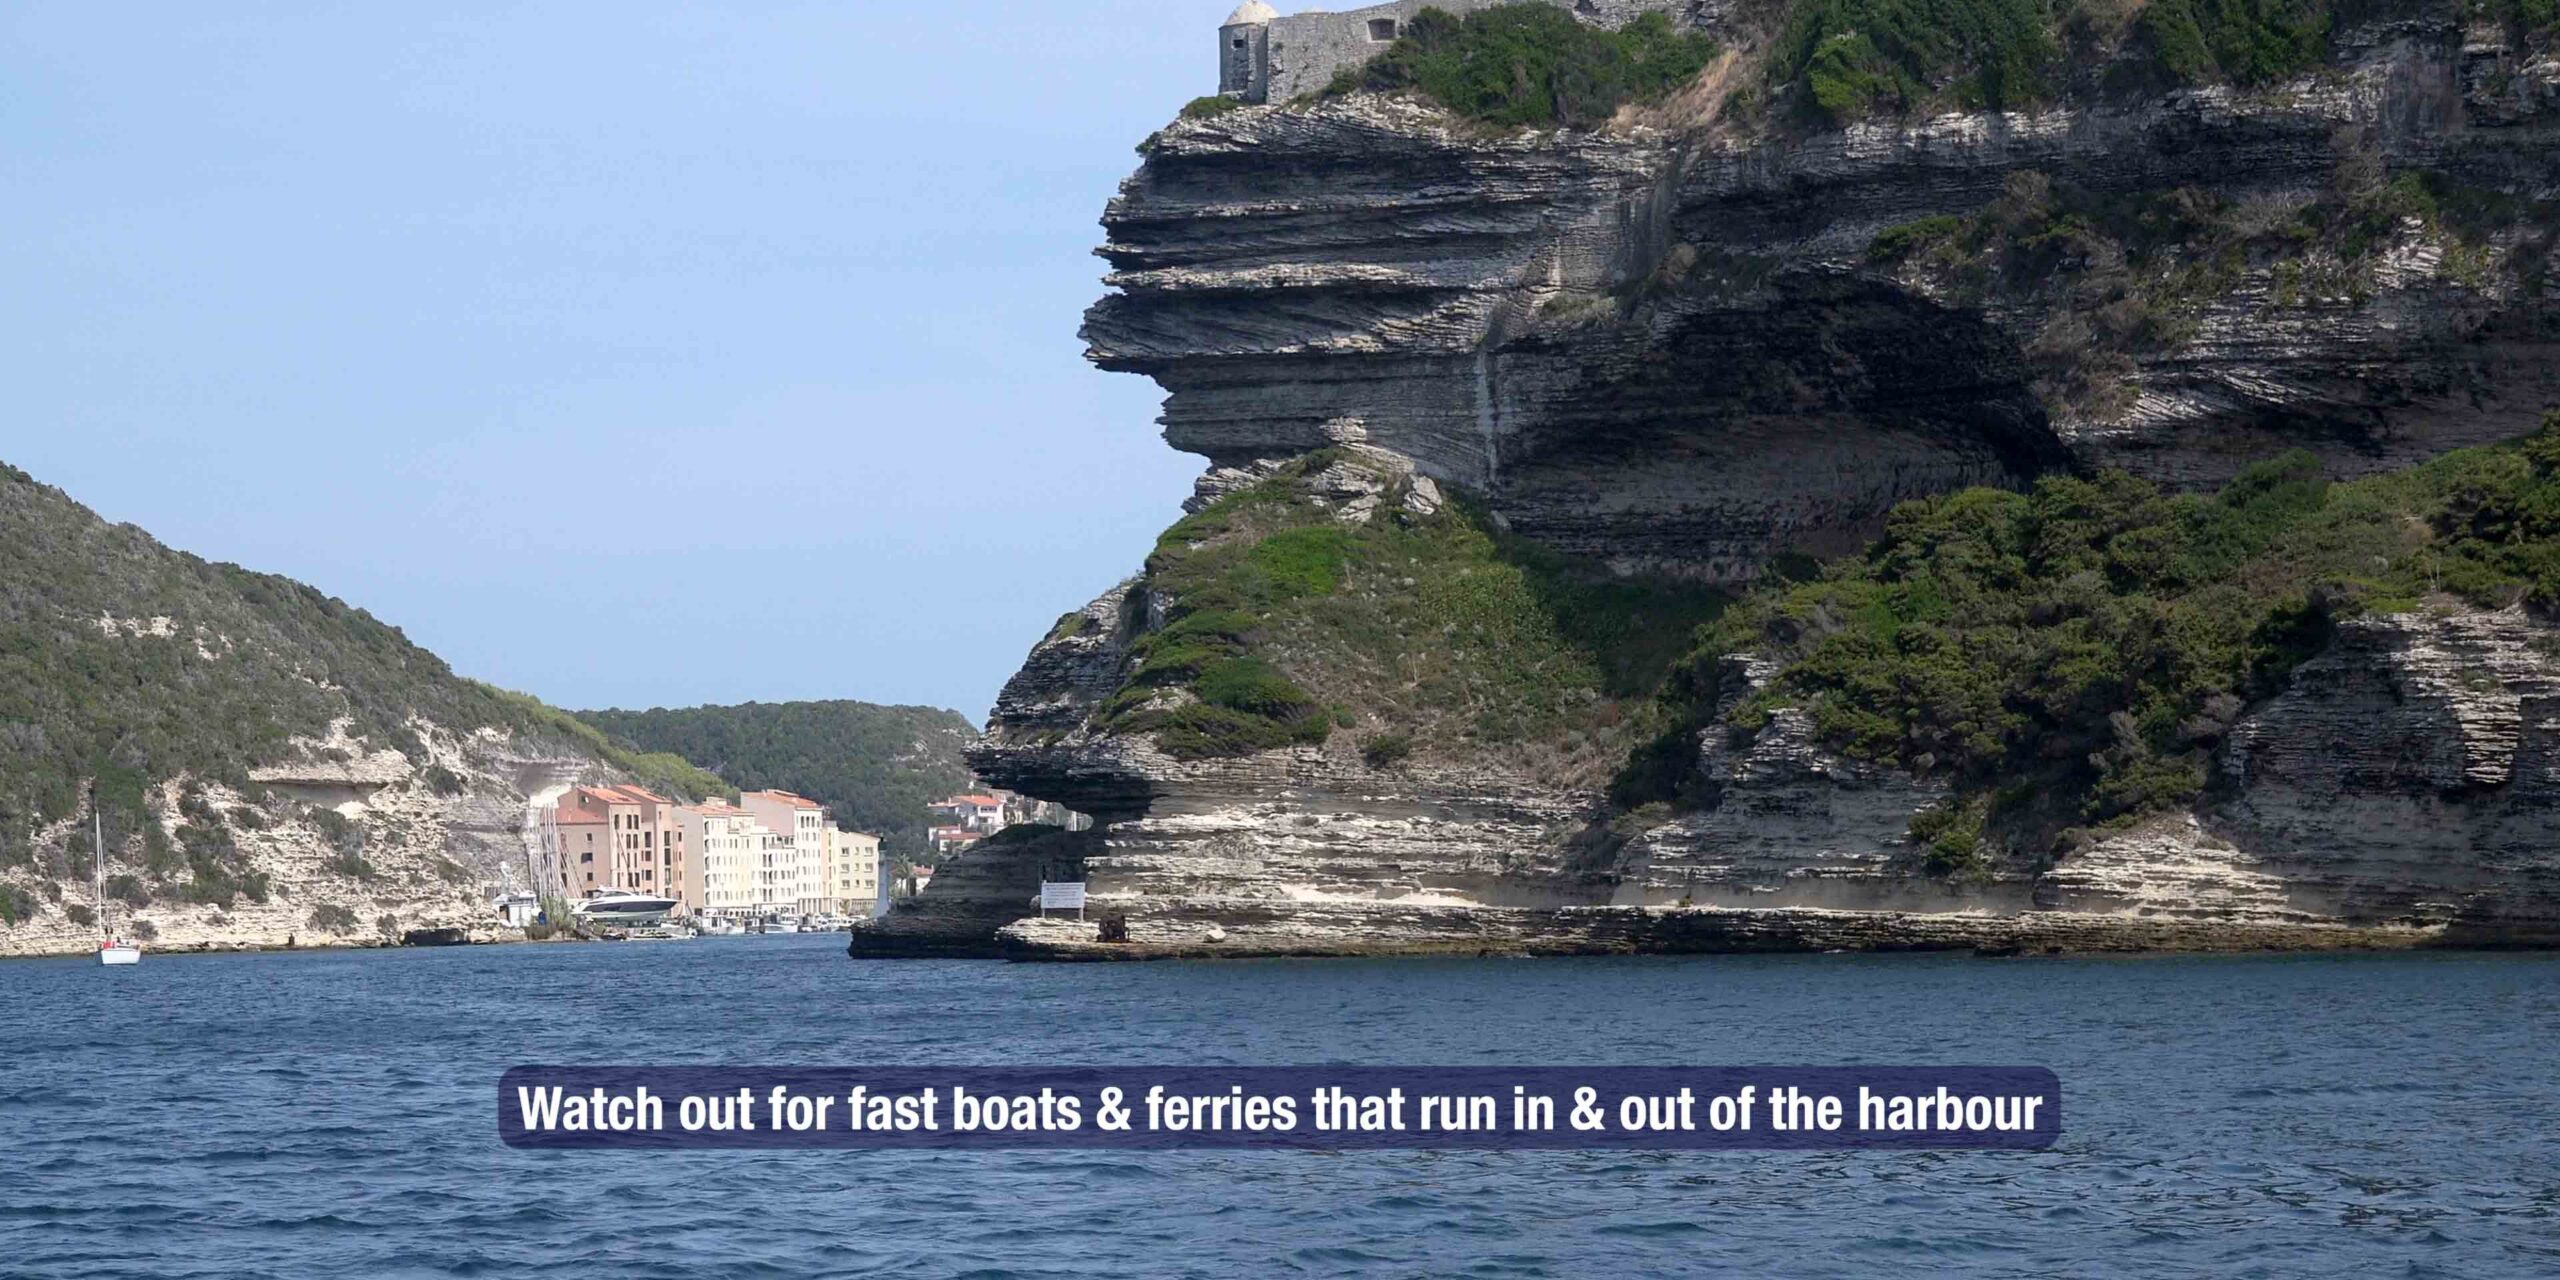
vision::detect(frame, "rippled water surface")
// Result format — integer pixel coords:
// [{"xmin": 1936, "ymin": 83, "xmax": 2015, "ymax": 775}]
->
[{"xmin": 5, "ymin": 940, "xmax": 2559, "ymax": 1277}]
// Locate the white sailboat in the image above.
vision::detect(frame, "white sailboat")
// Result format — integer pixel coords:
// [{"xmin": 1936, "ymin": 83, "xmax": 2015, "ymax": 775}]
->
[{"xmin": 93, "ymin": 787, "xmax": 140, "ymax": 966}]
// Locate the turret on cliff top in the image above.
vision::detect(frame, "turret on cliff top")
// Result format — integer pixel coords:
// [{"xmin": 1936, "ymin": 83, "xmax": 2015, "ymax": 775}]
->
[{"xmin": 1218, "ymin": 2, "xmax": 1277, "ymax": 102}]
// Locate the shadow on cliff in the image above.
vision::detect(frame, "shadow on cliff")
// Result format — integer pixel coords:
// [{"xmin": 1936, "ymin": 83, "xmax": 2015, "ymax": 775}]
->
[{"xmin": 1488, "ymin": 272, "xmax": 2075, "ymax": 578}]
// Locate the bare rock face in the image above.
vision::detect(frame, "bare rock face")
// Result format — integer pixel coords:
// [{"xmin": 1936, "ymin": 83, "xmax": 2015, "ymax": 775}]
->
[
  {"xmin": 1096, "ymin": 24, "xmax": 2558, "ymax": 581},
  {"xmin": 902, "ymin": 5, "xmax": 2560, "ymax": 960},
  {"xmin": 0, "ymin": 725, "xmax": 617, "ymax": 957},
  {"xmin": 2191, "ymin": 608, "xmax": 2560, "ymax": 933}
]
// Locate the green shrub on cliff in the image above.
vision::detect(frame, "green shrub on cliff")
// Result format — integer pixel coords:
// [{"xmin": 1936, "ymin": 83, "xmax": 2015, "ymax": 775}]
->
[
  {"xmin": 2483, "ymin": 0, "xmax": 2560, "ymax": 43},
  {"xmin": 1327, "ymin": 5, "xmax": 1719, "ymax": 129},
  {"xmin": 1773, "ymin": 0, "xmax": 2058, "ymax": 120},
  {"xmin": 1765, "ymin": 0, "xmax": 2342, "ymax": 122},
  {"xmin": 2136, "ymin": 0, "xmax": 2331, "ymax": 86},
  {"xmin": 1628, "ymin": 414, "xmax": 2560, "ymax": 853},
  {"xmin": 1180, "ymin": 95, "xmax": 1248, "ymax": 120}
]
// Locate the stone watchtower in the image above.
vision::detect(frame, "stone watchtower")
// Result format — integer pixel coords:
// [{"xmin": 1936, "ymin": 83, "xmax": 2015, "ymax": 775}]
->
[{"xmin": 1219, "ymin": 1, "xmax": 1277, "ymax": 101}]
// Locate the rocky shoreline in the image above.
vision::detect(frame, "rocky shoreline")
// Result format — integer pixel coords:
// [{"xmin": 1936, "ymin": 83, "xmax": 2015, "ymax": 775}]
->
[
  {"xmin": 0, "ymin": 925, "xmax": 544, "ymax": 961},
  {"xmin": 988, "ymin": 908, "xmax": 2473, "ymax": 961}
]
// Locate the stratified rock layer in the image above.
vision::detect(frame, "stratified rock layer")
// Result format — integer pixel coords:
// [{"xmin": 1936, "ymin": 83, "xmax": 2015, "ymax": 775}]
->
[
  {"xmin": 1094, "ymin": 23, "xmax": 2559, "ymax": 579},
  {"xmin": 892, "ymin": 5, "xmax": 2560, "ymax": 960}
]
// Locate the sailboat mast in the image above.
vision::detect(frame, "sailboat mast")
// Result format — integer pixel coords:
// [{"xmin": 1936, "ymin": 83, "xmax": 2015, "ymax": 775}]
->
[{"xmin": 92, "ymin": 785, "xmax": 107, "ymax": 939}]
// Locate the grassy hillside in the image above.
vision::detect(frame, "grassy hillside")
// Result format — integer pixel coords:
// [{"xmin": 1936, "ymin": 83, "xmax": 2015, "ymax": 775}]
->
[
  {"xmin": 1088, "ymin": 451, "xmax": 1727, "ymax": 786},
  {"xmin": 573, "ymin": 702, "xmax": 976, "ymax": 855},
  {"xmin": 1622, "ymin": 413, "xmax": 2560, "ymax": 871},
  {"xmin": 0, "ymin": 461, "xmax": 719, "ymax": 919}
]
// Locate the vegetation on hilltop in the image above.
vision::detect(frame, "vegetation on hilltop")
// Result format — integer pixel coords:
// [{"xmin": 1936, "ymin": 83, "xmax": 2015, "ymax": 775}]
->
[
  {"xmin": 1324, "ymin": 5, "xmax": 1719, "ymax": 129},
  {"xmin": 573, "ymin": 701, "xmax": 975, "ymax": 856},
  {"xmin": 0, "ymin": 462, "xmax": 718, "ymax": 904},
  {"xmin": 1770, "ymin": 0, "xmax": 2345, "ymax": 122},
  {"xmin": 1768, "ymin": 0, "xmax": 2560, "ymax": 124},
  {"xmin": 1095, "ymin": 452, "xmax": 1726, "ymax": 781},
  {"xmin": 1283, "ymin": 0, "xmax": 2551, "ymax": 131},
  {"xmin": 1622, "ymin": 414, "xmax": 2560, "ymax": 873}
]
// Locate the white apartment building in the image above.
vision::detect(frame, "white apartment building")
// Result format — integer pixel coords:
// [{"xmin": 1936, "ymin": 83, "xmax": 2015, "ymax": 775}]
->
[
  {"xmin": 738, "ymin": 789, "xmax": 832, "ymax": 917},
  {"xmin": 753, "ymin": 826, "xmax": 797, "ymax": 914}
]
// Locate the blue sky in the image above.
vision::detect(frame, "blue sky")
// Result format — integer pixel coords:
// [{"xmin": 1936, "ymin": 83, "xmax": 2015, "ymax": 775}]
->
[{"xmin": 2, "ymin": 2, "xmax": 1221, "ymax": 719}]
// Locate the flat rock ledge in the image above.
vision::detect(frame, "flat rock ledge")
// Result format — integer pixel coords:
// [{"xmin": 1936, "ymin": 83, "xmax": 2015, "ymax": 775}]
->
[{"xmin": 907, "ymin": 903, "xmax": 2549, "ymax": 962}]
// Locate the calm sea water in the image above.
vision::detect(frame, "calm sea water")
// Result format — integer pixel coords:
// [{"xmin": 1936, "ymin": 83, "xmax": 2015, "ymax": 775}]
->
[{"xmin": 4, "ymin": 938, "xmax": 2558, "ymax": 1278}]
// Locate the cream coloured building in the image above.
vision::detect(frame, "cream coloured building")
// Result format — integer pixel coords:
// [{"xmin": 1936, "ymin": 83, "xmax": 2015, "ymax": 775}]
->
[
  {"xmin": 676, "ymin": 800, "xmax": 770, "ymax": 919},
  {"xmin": 826, "ymin": 827, "xmax": 884, "ymax": 917}
]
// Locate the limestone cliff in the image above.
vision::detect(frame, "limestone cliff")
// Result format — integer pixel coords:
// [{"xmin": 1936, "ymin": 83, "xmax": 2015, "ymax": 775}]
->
[
  {"xmin": 0, "ymin": 462, "xmax": 716, "ymax": 956},
  {"xmin": 858, "ymin": 1, "xmax": 2560, "ymax": 960}
]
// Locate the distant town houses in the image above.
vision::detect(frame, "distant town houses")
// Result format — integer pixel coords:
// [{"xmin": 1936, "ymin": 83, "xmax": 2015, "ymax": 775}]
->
[
  {"xmin": 926, "ymin": 792, "xmax": 1007, "ymax": 856},
  {"xmin": 536, "ymin": 784, "xmax": 885, "ymax": 922},
  {"xmin": 924, "ymin": 788, "xmax": 1083, "ymax": 857}
]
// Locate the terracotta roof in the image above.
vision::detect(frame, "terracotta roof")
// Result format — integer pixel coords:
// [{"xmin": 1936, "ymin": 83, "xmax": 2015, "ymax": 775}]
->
[
  {"xmin": 684, "ymin": 800, "xmax": 750, "ymax": 818},
  {"xmin": 584, "ymin": 783, "xmax": 672, "ymax": 806},
  {"xmin": 746, "ymin": 789, "xmax": 822, "ymax": 809},
  {"xmin": 553, "ymin": 800, "xmax": 607, "ymax": 826}
]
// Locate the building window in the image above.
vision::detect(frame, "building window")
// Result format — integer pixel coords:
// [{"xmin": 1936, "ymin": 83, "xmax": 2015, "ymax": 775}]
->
[
  {"xmin": 1232, "ymin": 37, "xmax": 1246, "ymax": 49},
  {"xmin": 1368, "ymin": 18, "xmax": 1398, "ymax": 41}
]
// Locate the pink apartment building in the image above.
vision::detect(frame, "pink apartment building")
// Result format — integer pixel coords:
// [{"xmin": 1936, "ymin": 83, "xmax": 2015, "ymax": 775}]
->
[{"xmin": 545, "ymin": 783, "xmax": 690, "ymax": 904}]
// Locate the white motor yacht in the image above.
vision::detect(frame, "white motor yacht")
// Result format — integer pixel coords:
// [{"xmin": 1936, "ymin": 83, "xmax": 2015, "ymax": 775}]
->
[{"xmin": 572, "ymin": 890, "xmax": 679, "ymax": 928}]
